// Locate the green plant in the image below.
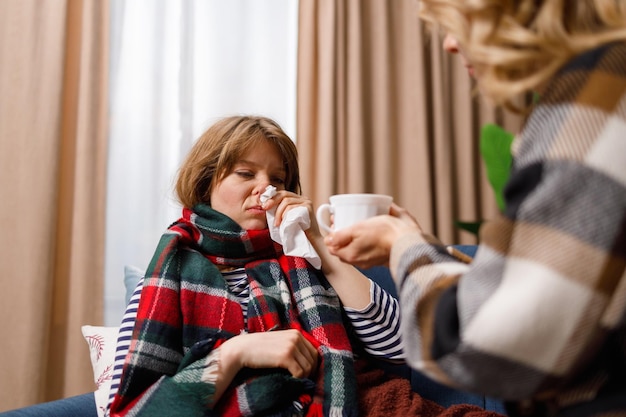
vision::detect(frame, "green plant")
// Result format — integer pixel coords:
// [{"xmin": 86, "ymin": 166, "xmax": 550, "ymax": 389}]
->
[
  {"xmin": 480, "ymin": 123, "xmax": 514, "ymax": 211},
  {"xmin": 455, "ymin": 123, "xmax": 514, "ymax": 235}
]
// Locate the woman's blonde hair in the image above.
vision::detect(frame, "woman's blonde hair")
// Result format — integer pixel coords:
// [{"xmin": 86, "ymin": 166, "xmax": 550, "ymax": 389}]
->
[
  {"xmin": 419, "ymin": 0, "xmax": 626, "ymax": 106},
  {"xmin": 176, "ymin": 115, "xmax": 301, "ymax": 209}
]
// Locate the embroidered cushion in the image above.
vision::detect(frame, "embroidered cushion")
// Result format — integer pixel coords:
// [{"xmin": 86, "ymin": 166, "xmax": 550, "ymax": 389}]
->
[{"xmin": 81, "ymin": 325, "xmax": 119, "ymax": 417}]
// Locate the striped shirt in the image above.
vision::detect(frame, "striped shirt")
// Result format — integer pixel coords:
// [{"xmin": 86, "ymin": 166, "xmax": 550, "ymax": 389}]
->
[{"xmin": 107, "ymin": 268, "xmax": 403, "ymax": 413}]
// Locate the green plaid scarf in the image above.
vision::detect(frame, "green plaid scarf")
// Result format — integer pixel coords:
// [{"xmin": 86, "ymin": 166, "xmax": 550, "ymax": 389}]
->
[{"xmin": 112, "ymin": 204, "xmax": 357, "ymax": 417}]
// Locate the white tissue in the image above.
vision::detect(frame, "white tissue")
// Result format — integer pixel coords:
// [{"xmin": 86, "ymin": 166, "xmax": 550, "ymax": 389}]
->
[{"xmin": 260, "ymin": 185, "xmax": 322, "ymax": 269}]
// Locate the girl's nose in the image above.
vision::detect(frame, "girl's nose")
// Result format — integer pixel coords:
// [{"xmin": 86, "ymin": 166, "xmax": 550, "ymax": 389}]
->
[
  {"xmin": 443, "ymin": 33, "xmax": 459, "ymax": 54},
  {"xmin": 253, "ymin": 179, "xmax": 271, "ymax": 195}
]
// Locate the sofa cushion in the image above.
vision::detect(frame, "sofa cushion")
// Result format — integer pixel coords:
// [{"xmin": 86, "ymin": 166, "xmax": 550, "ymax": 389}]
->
[
  {"xmin": 81, "ymin": 325, "xmax": 119, "ymax": 417},
  {"xmin": 123, "ymin": 265, "xmax": 143, "ymax": 305},
  {"xmin": 80, "ymin": 266, "xmax": 144, "ymax": 417}
]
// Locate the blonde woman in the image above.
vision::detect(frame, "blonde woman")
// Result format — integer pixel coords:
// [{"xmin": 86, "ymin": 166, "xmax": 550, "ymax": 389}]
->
[{"xmin": 325, "ymin": 1, "xmax": 626, "ymax": 416}]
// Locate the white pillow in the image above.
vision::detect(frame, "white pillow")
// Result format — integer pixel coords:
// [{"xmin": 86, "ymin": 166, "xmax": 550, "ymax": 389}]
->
[{"xmin": 82, "ymin": 325, "xmax": 120, "ymax": 417}]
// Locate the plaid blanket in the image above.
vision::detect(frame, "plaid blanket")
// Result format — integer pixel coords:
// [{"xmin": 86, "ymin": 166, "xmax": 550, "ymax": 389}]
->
[{"xmin": 110, "ymin": 204, "xmax": 357, "ymax": 416}]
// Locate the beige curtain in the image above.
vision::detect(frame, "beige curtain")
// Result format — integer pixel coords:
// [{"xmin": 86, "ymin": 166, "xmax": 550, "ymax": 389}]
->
[
  {"xmin": 0, "ymin": 0, "xmax": 108, "ymax": 410},
  {"xmin": 297, "ymin": 0, "xmax": 525, "ymax": 244}
]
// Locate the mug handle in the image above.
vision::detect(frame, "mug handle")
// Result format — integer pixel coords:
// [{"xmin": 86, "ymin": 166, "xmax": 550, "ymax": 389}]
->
[{"xmin": 316, "ymin": 203, "xmax": 333, "ymax": 233}]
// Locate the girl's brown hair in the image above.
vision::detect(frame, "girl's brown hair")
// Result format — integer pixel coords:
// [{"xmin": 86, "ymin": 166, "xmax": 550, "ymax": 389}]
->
[{"xmin": 175, "ymin": 115, "xmax": 301, "ymax": 209}]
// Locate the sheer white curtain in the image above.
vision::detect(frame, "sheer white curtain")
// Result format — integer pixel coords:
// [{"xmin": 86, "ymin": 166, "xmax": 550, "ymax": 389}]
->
[{"xmin": 105, "ymin": 0, "xmax": 298, "ymax": 325}]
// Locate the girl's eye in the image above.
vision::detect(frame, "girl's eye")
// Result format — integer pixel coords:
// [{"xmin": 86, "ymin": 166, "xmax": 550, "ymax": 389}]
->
[
  {"xmin": 271, "ymin": 177, "xmax": 286, "ymax": 186},
  {"xmin": 235, "ymin": 171, "xmax": 254, "ymax": 179}
]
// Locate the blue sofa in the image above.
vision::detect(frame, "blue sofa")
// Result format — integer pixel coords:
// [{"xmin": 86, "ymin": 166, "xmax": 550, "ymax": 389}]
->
[
  {"xmin": 0, "ymin": 393, "xmax": 97, "ymax": 417},
  {"xmin": 1, "ymin": 246, "xmax": 506, "ymax": 416}
]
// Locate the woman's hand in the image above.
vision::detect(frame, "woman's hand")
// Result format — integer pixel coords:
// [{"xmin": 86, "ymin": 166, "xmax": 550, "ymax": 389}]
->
[
  {"xmin": 220, "ymin": 329, "xmax": 319, "ymax": 379},
  {"xmin": 324, "ymin": 204, "xmax": 423, "ymax": 269}
]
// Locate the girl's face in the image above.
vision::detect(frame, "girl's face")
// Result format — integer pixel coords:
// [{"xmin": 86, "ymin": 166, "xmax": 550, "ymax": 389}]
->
[
  {"xmin": 210, "ymin": 140, "xmax": 287, "ymax": 230},
  {"xmin": 443, "ymin": 33, "xmax": 475, "ymax": 78}
]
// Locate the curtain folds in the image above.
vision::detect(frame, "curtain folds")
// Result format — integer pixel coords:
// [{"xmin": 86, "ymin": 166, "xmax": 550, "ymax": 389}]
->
[
  {"xmin": 0, "ymin": 0, "xmax": 108, "ymax": 410},
  {"xmin": 297, "ymin": 0, "xmax": 525, "ymax": 244}
]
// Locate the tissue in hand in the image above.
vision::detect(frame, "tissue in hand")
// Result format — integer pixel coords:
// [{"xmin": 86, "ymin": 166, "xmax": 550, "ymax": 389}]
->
[{"xmin": 260, "ymin": 186, "xmax": 321, "ymax": 269}]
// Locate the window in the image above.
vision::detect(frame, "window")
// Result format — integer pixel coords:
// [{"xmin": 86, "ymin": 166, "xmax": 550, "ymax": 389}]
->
[{"xmin": 105, "ymin": 0, "xmax": 298, "ymax": 325}]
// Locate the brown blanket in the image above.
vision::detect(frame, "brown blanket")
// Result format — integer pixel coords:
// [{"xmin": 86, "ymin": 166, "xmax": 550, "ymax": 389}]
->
[{"xmin": 356, "ymin": 361, "xmax": 505, "ymax": 417}]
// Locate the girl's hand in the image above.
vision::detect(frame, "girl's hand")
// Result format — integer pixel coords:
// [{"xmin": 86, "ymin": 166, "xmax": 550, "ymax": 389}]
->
[
  {"xmin": 220, "ymin": 329, "xmax": 319, "ymax": 379},
  {"xmin": 261, "ymin": 191, "xmax": 324, "ymax": 240}
]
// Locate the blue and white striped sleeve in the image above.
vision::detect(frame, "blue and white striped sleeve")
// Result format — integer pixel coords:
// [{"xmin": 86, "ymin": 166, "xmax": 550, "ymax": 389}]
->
[
  {"xmin": 106, "ymin": 278, "xmax": 144, "ymax": 414},
  {"xmin": 343, "ymin": 281, "xmax": 405, "ymax": 362}
]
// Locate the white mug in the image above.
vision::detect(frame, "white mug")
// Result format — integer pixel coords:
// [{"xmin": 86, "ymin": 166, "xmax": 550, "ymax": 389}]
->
[{"xmin": 316, "ymin": 193, "xmax": 393, "ymax": 233}]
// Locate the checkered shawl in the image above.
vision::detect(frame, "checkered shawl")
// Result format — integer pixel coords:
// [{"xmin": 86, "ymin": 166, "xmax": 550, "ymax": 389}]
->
[
  {"xmin": 392, "ymin": 41, "xmax": 626, "ymax": 415},
  {"xmin": 110, "ymin": 204, "xmax": 357, "ymax": 417}
]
